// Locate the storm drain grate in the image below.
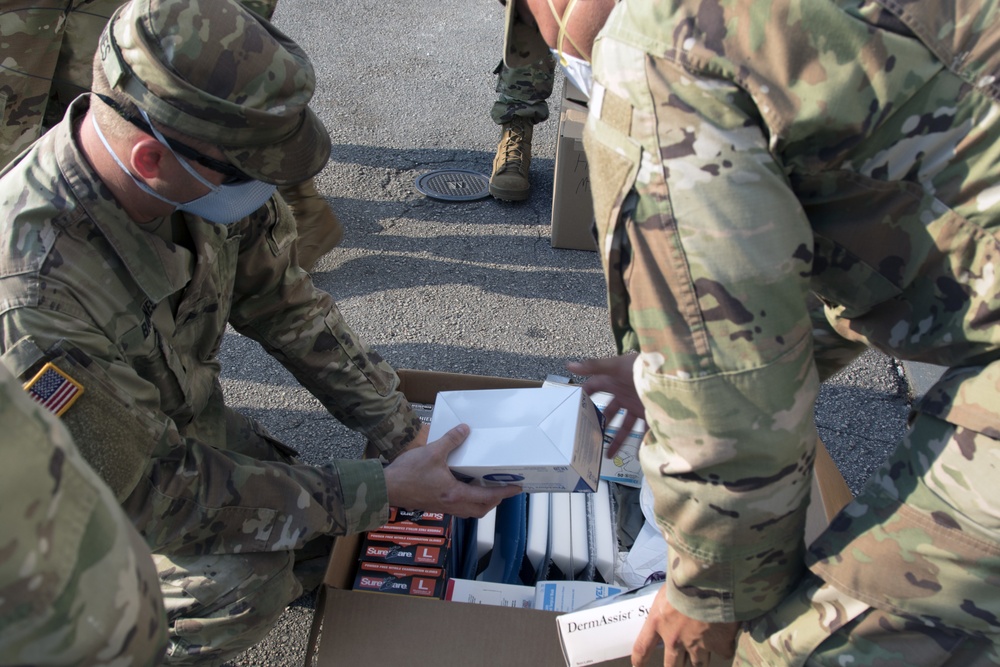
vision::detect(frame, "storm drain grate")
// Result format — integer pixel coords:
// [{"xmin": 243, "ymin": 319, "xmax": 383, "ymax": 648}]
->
[{"xmin": 414, "ymin": 169, "xmax": 491, "ymax": 202}]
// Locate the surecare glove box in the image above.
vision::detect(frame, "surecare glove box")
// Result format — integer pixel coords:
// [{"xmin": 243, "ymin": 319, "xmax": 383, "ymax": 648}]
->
[{"xmin": 306, "ymin": 369, "xmax": 853, "ymax": 667}]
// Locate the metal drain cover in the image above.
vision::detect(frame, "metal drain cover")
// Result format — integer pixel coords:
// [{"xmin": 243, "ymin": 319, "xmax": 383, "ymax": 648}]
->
[{"xmin": 414, "ymin": 169, "xmax": 491, "ymax": 202}]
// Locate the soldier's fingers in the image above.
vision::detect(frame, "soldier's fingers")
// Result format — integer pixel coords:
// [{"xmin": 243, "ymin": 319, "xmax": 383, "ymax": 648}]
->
[
  {"xmin": 631, "ymin": 616, "xmax": 662, "ymax": 667},
  {"xmin": 566, "ymin": 358, "xmax": 603, "ymax": 376},
  {"xmin": 605, "ymin": 428, "xmax": 631, "ymax": 458},
  {"xmin": 427, "ymin": 423, "xmax": 470, "ymax": 456},
  {"xmin": 454, "ymin": 485, "xmax": 522, "ymax": 518}
]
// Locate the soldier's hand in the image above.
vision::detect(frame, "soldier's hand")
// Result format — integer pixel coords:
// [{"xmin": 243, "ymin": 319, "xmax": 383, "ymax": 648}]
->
[
  {"xmin": 398, "ymin": 422, "xmax": 430, "ymax": 455},
  {"xmin": 567, "ymin": 353, "xmax": 647, "ymax": 457},
  {"xmin": 383, "ymin": 424, "xmax": 521, "ymax": 518},
  {"xmin": 632, "ymin": 585, "xmax": 740, "ymax": 667}
]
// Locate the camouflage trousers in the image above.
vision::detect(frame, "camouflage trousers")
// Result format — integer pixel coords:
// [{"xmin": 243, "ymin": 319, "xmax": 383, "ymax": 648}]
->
[
  {"xmin": 490, "ymin": 55, "xmax": 556, "ymax": 126},
  {"xmin": 155, "ymin": 408, "xmax": 332, "ymax": 666},
  {"xmin": 737, "ymin": 573, "xmax": 1000, "ymax": 667},
  {"xmin": 737, "ymin": 410, "xmax": 1000, "ymax": 666}
]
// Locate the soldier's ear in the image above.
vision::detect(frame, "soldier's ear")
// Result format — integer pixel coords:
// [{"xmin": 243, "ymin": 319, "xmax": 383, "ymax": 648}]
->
[{"xmin": 130, "ymin": 137, "xmax": 167, "ymax": 179}]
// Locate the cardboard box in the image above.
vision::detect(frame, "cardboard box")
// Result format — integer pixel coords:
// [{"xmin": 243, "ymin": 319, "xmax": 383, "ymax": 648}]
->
[
  {"xmin": 551, "ymin": 91, "xmax": 596, "ymax": 252},
  {"xmin": 590, "ymin": 391, "xmax": 645, "ymax": 487},
  {"xmin": 310, "ymin": 370, "xmax": 853, "ymax": 667},
  {"xmin": 427, "ymin": 385, "xmax": 604, "ymax": 492}
]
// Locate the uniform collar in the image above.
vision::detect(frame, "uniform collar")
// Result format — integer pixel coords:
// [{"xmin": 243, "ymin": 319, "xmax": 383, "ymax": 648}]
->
[{"xmin": 54, "ymin": 95, "xmax": 196, "ymax": 304}]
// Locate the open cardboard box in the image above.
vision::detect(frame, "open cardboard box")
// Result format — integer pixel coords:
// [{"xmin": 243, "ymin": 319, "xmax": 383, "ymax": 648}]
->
[{"xmin": 308, "ymin": 369, "xmax": 853, "ymax": 667}]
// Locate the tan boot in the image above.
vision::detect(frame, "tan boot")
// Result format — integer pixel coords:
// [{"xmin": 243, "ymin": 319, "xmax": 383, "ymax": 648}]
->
[
  {"xmin": 278, "ymin": 177, "xmax": 344, "ymax": 272},
  {"xmin": 489, "ymin": 117, "xmax": 533, "ymax": 201}
]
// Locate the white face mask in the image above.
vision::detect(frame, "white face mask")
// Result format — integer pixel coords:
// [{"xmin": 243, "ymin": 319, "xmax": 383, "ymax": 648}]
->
[
  {"xmin": 550, "ymin": 48, "xmax": 593, "ymax": 99},
  {"xmin": 91, "ymin": 110, "xmax": 276, "ymax": 225}
]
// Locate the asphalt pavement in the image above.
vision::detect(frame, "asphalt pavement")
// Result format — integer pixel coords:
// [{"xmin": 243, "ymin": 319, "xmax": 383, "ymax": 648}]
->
[{"xmin": 219, "ymin": 2, "xmax": 914, "ymax": 664}]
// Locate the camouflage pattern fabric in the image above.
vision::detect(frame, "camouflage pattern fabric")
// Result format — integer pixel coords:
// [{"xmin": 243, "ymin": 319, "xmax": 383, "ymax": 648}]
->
[
  {"xmin": 490, "ymin": 55, "xmax": 556, "ymax": 126},
  {"xmin": 584, "ymin": 0, "xmax": 1000, "ymax": 660},
  {"xmin": 0, "ymin": 0, "xmax": 278, "ymax": 171},
  {"xmin": 737, "ymin": 570, "xmax": 1000, "ymax": 667},
  {"xmin": 0, "ymin": 0, "xmax": 124, "ymax": 168},
  {"xmin": 0, "ymin": 360, "xmax": 167, "ymax": 666},
  {"xmin": 98, "ymin": 0, "xmax": 328, "ymax": 186},
  {"xmin": 0, "ymin": 96, "xmax": 421, "ymax": 663},
  {"xmin": 155, "ymin": 550, "xmax": 299, "ymax": 666},
  {"xmin": 0, "ymin": 97, "xmax": 419, "ymax": 551},
  {"xmin": 149, "ymin": 415, "xmax": 329, "ymax": 665}
]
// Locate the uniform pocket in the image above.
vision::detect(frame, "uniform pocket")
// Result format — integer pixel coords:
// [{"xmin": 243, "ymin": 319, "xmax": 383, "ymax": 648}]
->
[
  {"xmin": 583, "ymin": 94, "xmax": 642, "ymax": 350},
  {"xmin": 583, "ymin": 100, "xmax": 642, "ymax": 261},
  {"xmin": 37, "ymin": 343, "xmax": 170, "ymax": 501}
]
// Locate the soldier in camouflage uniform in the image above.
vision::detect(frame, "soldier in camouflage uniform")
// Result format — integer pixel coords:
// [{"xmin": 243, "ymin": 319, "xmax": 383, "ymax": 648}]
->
[
  {"xmin": 0, "ymin": 0, "xmax": 519, "ymax": 664},
  {"xmin": 513, "ymin": 0, "xmax": 1000, "ymax": 664},
  {"xmin": 0, "ymin": 359, "xmax": 167, "ymax": 666},
  {"xmin": 488, "ymin": 6, "xmax": 555, "ymax": 202},
  {"xmin": 0, "ymin": 0, "xmax": 341, "ymax": 272}
]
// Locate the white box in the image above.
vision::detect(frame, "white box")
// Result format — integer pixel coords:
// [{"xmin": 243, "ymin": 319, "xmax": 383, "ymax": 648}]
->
[
  {"xmin": 445, "ymin": 579, "xmax": 535, "ymax": 609},
  {"xmin": 428, "ymin": 386, "xmax": 604, "ymax": 492},
  {"xmin": 535, "ymin": 581, "xmax": 625, "ymax": 613},
  {"xmin": 590, "ymin": 391, "xmax": 645, "ymax": 487},
  {"xmin": 556, "ymin": 583, "xmax": 662, "ymax": 667},
  {"xmin": 556, "ymin": 583, "xmax": 731, "ymax": 667}
]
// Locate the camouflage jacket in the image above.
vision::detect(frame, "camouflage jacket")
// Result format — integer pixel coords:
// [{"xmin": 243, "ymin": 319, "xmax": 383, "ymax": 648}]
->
[
  {"xmin": 0, "ymin": 96, "xmax": 423, "ymax": 556},
  {"xmin": 587, "ymin": 0, "xmax": 1000, "ymax": 630},
  {"xmin": 0, "ymin": 359, "xmax": 166, "ymax": 666}
]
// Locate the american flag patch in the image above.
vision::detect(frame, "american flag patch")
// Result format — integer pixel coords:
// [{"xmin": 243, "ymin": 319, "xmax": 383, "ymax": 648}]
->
[{"xmin": 23, "ymin": 362, "xmax": 84, "ymax": 417}]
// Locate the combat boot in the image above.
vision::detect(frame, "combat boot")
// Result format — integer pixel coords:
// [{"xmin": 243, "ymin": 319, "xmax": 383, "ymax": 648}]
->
[
  {"xmin": 278, "ymin": 177, "xmax": 344, "ymax": 272},
  {"xmin": 489, "ymin": 117, "xmax": 533, "ymax": 201}
]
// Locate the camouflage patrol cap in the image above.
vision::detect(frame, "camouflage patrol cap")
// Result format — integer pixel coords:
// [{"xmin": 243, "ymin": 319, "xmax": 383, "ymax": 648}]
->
[
  {"xmin": 98, "ymin": 0, "xmax": 330, "ymax": 185},
  {"xmin": 503, "ymin": 0, "xmax": 551, "ymax": 68}
]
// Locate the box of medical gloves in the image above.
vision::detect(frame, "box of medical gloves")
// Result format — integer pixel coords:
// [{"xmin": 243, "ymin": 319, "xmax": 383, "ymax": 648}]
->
[
  {"xmin": 307, "ymin": 369, "xmax": 852, "ymax": 667},
  {"xmin": 556, "ymin": 582, "xmax": 731, "ymax": 667},
  {"xmin": 427, "ymin": 385, "xmax": 604, "ymax": 493}
]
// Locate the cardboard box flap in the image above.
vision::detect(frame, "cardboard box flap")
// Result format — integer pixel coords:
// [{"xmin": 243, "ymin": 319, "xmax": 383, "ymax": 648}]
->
[
  {"xmin": 318, "ymin": 588, "xmax": 567, "ymax": 666},
  {"xmin": 814, "ymin": 438, "xmax": 852, "ymax": 522},
  {"xmin": 397, "ymin": 369, "xmax": 540, "ymax": 404}
]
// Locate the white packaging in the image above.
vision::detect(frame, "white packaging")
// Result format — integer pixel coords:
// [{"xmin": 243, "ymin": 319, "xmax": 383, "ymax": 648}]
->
[
  {"xmin": 592, "ymin": 480, "xmax": 616, "ymax": 585},
  {"xmin": 555, "ymin": 583, "xmax": 660, "ymax": 667},
  {"xmin": 535, "ymin": 581, "xmax": 624, "ymax": 613},
  {"xmin": 445, "ymin": 579, "xmax": 535, "ymax": 609},
  {"xmin": 590, "ymin": 391, "xmax": 645, "ymax": 487},
  {"xmin": 549, "ymin": 492, "xmax": 573, "ymax": 578},
  {"xmin": 525, "ymin": 492, "xmax": 550, "ymax": 580},
  {"xmin": 428, "ymin": 385, "xmax": 604, "ymax": 492}
]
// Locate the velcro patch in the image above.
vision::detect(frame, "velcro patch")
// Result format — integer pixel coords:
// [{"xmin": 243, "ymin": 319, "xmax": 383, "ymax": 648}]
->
[{"xmin": 23, "ymin": 362, "xmax": 84, "ymax": 417}]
